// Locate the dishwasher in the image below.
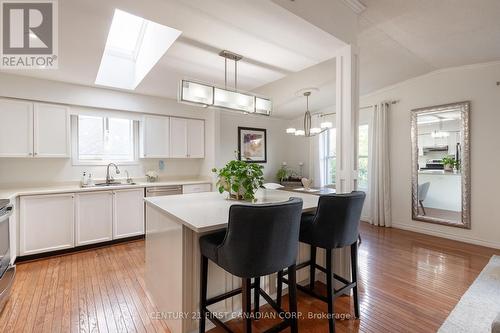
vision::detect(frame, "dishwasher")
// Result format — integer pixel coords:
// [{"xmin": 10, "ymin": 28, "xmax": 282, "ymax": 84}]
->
[{"xmin": 145, "ymin": 185, "xmax": 183, "ymax": 197}]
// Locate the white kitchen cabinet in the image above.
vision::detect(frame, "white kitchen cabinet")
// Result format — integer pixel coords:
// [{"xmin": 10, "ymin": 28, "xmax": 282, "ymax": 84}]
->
[
  {"xmin": 169, "ymin": 117, "xmax": 188, "ymax": 158},
  {"xmin": 0, "ymin": 99, "xmax": 33, "ymax": 157},
  {"xmin": 34, "ymin": 103, "xmax": 70, "ymax": 157},
  {"xmin": 0, "ymin": 99, "xmax": 69, "ymax": 158},
  {"xmin": 187, "ymin": 119, "xmax": 205, "ymax": 158},
  {"xmin": 75, "ymin": 191, "xmax": 113, "ymax": 246},
  {"xmin": 169, "ymin": 117, "xmax": 205, "ymax": 158},
  {"xmin": 20, "ymin": 193, "xmax": 75, "ymax": 256},
  {"xmin": 140, "ymin": 115, "xmax": 170, "ymax": 158},
  {"xmin": 113, "ymin": 188, "xmax": 144, "ymax": 239},
  {"xmin": 182, "ymin": 183, "xmax": 211, "ymax": 194}
]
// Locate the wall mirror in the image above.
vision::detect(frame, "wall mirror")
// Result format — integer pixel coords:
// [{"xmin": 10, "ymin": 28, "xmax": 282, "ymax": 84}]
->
[{"xmin": 411, "ymin": 101, "xmax": 470, "ymax": 228}]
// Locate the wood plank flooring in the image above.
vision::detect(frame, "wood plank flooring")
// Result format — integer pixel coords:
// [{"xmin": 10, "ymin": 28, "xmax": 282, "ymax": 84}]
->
[{"xmin": 1, "ymin": 223, "xmax": 498, "ymax": 333}]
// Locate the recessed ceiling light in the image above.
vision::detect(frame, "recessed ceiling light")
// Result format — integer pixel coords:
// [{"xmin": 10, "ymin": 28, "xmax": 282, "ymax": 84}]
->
[{"xmin": 95, "ymin": 9, "xmax": 182, "ymax": 90}]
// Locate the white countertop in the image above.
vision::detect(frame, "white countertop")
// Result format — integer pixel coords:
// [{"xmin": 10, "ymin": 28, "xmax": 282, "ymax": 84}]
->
[
  {"xmin": 144, "ymin": 188, "xmax": 319, "ymax": 233},
  {"xmin": 418, "ymin": 170, "xmax": 461, "ymax": 176},
  {"xmin": 0, "ymin": 179, "xmax": 211, "ymax": 200}
]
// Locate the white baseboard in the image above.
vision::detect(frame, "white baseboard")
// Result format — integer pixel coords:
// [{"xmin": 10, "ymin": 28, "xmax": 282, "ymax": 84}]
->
[{"xmin": 391, "ymin": 221, "xmax": 500, "ymax": 250}]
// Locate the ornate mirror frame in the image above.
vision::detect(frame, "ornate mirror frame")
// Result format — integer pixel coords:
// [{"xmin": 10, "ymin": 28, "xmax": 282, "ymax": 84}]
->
[{"xmin": 410, "ymin": 101, "xmax": 471, "ymax": 229}]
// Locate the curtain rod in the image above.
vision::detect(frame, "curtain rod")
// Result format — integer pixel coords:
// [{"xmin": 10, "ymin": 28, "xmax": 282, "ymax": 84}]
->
[
  {"xmin": 360, "ymin": 100, "xmax": 399, "ymax": 110},
  {"xmin": 316, "ymin": 100, "xmax": 400, "ymax": 116}
]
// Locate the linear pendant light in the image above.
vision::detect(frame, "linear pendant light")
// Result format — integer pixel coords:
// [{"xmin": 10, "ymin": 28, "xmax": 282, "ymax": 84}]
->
[{"xmin": 178, "ymin": 50, "xmax": 272, "ymax": 116}]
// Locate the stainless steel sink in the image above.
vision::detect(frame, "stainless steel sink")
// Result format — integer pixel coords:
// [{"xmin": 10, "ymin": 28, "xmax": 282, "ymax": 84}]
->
[{"xmin": 94, "ymin": 182, "xmax": 137, "ymax": 187}]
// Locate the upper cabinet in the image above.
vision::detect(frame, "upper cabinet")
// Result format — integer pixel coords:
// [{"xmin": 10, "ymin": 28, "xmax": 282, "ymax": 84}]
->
[
  {"xmin": 0, "ymin": 98, "xmax": 69, "ymax": 158},
  {"xmin": 187, "ymin": 119, "xmax": 205, "ymax": 158},
  {"xmin": 169, "ymin": 117, "xmax": 188, "ymax": 158},
  {"xmin": 140, "ymin": 115, "xmax": 170, "ymax": 158},
  {"xmin": 141, "ymin": 115, "xmax": 205, "ymax": 159},
  {"xmin": 0, "ymin": 99, "xmax": 33, "ymax": 157},
  {"xmin": 34, "ymin": 103, "xmax": 70, "ymax": 157},
  {"xmin": 169, "ymin": 117, "xmax": 205, "ymax": 158}
]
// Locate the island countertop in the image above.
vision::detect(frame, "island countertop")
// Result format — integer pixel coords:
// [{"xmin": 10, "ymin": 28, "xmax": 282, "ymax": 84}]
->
[{"xmin": 144, "ymin": 189, "xmax": 320, "ymax": 233}]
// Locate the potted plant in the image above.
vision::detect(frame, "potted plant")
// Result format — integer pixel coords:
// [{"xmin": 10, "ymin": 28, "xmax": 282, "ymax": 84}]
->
[
  {"xmin": 276, "ymin": 166, "xmax": 289, "ymax": 184},
  {"xmin": 212, "ymin": 159, "xmax": 264, "ymax": 201},
  {"xmin": 442, "ymin": 156, "xmax": 458, "ymax": 172}
]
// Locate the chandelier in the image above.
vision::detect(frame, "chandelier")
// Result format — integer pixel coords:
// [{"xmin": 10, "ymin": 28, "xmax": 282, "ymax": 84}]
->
[
  {"xmin": 285, "ymin": 91, "xmax": 332, "ymax": 137},
  {"xmin": 178, "ymin": 50, "xmax": 272, "ymax": 116}
]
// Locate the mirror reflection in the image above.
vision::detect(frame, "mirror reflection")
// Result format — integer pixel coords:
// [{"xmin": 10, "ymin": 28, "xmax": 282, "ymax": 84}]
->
[{"xmin": 411, "ymin": 102, "xmax": 470, "ymax": 228}]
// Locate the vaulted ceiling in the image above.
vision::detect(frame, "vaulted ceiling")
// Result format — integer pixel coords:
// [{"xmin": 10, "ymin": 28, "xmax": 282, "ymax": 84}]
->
[
  {"xmin": 0, "ymin": 0, "xmax": 344, "ymax": 108},
  {"xmin": 358, "ymin": 0, "xmax": 500, "ymax": 95},
  {"xmin": 2, "ymin": 0, "xmax": 500, "ymax": 119}
]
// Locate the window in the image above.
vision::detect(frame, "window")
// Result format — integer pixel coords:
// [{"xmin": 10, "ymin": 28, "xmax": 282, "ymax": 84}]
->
[
  {"xmin": 324, "ymin": 128, "xmax": 336, "ymax": 186},
  {"xmin": 73, "ymin": 115, "xmax": 137, "ymax": 164},
  {"xmin": 323, "ymin": 124, "xmax": 370, "ymax": 189},
  {"xmin": 358, "ymin": 124, "xmax": 369, "ymax": 189}
]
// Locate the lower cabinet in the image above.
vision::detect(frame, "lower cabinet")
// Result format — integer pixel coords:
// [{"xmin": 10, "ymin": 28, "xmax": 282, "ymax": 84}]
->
[
  {"xmin": 20, "ymin": 193, "xmax": 75, "ymax": 256},
  {"xmin": 20, "ymin": 187, "xmax": 146, "ymax": 256},
  {"xmin": 75, "ymin": 191, "xmax": 113, "ymax": 246},
  {"xmin": 113, "ymin": 188, "xmax": 145, "ymax": 239}
]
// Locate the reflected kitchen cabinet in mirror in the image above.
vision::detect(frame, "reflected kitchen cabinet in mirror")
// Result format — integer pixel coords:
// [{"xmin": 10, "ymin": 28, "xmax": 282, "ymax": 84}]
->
[{"xmin": 411, "ymin": 101, "xmax": 470, "ymax": 228}]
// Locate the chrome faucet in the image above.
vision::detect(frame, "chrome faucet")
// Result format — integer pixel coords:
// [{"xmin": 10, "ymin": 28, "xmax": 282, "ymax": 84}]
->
[{"xmin": 106, "ymin": 163, "xmax": 120, "ymax": 184}]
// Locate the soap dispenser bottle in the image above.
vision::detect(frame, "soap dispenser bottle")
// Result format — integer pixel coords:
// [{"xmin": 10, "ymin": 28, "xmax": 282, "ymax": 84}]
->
[{"xmin": 81, "ymin": 172, "xmax": 88, "ymax": 187}]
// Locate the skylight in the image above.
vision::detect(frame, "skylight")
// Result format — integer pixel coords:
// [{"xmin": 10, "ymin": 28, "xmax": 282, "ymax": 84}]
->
[{"xmin": 95, "ymin": 9, "xmax": 182, "ymax": 90}]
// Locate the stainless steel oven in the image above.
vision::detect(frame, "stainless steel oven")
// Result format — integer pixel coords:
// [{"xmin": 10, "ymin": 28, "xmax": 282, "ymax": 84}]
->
[{"xmin": 0, "ymin": 199, "xmax": 15, "ymax": 313}]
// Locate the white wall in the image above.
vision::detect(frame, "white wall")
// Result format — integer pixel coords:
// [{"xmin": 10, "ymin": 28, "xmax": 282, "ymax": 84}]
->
[
  {"xmin": 361, "ymin": 61, "xmax": 500, "ymax": 249},
  {"xmin": 215, "ymin": 111, "xmax": 309, "ymax": 182},
  {"xmin": 0, "ymin": 73, "xmax": 215, "ymax": 186},
  {"xmin": 0, "ymin": 73, "xmax": 305, "ymax": 187}
]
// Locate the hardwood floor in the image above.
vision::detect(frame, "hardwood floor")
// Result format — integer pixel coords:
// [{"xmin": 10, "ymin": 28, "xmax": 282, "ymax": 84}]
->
[
  {"xmin": 0, "ymin": 240, "xmax": 170, "ymax": 333},
  {"xmin": 1, "ymin": 223, "xmax": 498, "ymax": 333}
]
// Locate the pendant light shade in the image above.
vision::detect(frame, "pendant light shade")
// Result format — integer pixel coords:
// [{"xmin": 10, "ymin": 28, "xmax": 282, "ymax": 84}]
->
[{"xmin": 178, "ymin": 50, "xmax": 272, "ymax": 115}]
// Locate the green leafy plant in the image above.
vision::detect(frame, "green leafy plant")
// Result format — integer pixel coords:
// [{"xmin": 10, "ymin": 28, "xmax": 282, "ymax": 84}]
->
[
  {"xmin": 212, "ymin": 159, "xmax": 264, "ymax": 201},
  {"xmin": 442, "ymin": 156, "xmax": 459, "ymax": 170},
  {"xmin": 276, "ymin": 166, "xmax": 289, "ymax": 183}
]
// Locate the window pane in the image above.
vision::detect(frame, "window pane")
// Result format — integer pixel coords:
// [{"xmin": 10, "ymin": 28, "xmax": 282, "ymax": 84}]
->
[
  {"xmin": 328, "ymin": 157, "xmax": 336, "ymax": 185},
  {"xmin": 358, "ymin": 124, "xmax": 369, "ymax": 189},
  {"xmin": 78, "ymin": 116, "xmax": 104, "ymax": 159},
  {"xmin": 358, "ymin": 157, "xmax": 368, "ymax": 189},
  {"xmin": 106, "ymin": 118, "xmax": 133, "ymax": 159},
  {"xmin": 328, "ymin": 128, "xmax": 336, "ymax": 157},
  {"xmin": 359, "ymin": 124, "xmax": 369, "ymax": 156}
]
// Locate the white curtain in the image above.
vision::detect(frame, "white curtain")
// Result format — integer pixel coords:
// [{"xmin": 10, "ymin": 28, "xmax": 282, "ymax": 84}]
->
[
  {"xmin": 369, "ymin": 102, "xmax": 392, "ymax": 227},
  {"xmin": 309, "ymin": 133, "xmax": 326, "ymax": 188}
]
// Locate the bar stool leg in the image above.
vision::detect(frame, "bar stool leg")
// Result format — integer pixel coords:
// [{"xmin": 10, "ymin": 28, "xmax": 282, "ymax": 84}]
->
[
  {"xmin": 310, "ymin": 245, "xmax": 316, "ymax": 290},
  {"xmin": 276, "ymin": 270, "xmax": 283, "ymax": 308},
  {"xmin": 199, "ymin": 256, "xmax": 208, "ymax": 333},
  {"xmin": 254, "ymin": 277, "xmax": 260, "ymax": 316},
  {"xmin": 288, "ymin": 264, "xmax": 298, "ymax": 333},
  {"xmin": 351, "ymin": 242, "xmax": 360, "ymax": 319},
  {"xmin": 326, "ymin": 249, "xmax": 335, "ymax": 333},
  {"xmin": 242, "ymin": 278, "xmax": 252, "ymax": 333}
]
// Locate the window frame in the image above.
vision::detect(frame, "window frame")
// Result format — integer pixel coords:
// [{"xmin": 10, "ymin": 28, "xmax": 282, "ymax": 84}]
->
[{"xmin": 71, "ymin": 115, "xmax": 139, "ymax": 166}]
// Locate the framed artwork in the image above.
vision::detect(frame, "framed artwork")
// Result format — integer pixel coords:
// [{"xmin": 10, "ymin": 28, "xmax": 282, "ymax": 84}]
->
[{"xmin": 238, "ymin": 127, "xmax": 267, "ymax": 163}]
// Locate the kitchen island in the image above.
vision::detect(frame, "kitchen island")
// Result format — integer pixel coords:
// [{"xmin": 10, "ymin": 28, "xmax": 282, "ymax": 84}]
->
[{"xmin": 144, "ymin": 189, "xmax": 321, "ymax": 333}]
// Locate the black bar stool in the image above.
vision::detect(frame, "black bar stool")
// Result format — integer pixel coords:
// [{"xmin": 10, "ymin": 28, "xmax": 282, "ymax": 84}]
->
[
  {"xmin": 277, "ymin": 191, "xmax": 366, "ymax": 333},
  {"xmin": 199, "ymin": 198, "xmax": 303, "ymax": 333}
]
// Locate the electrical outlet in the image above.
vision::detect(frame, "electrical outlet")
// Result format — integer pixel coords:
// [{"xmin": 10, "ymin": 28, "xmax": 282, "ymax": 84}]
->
[{"xmin": 159, "ymin": 160, "xmax": 165, "ymax": 171}]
